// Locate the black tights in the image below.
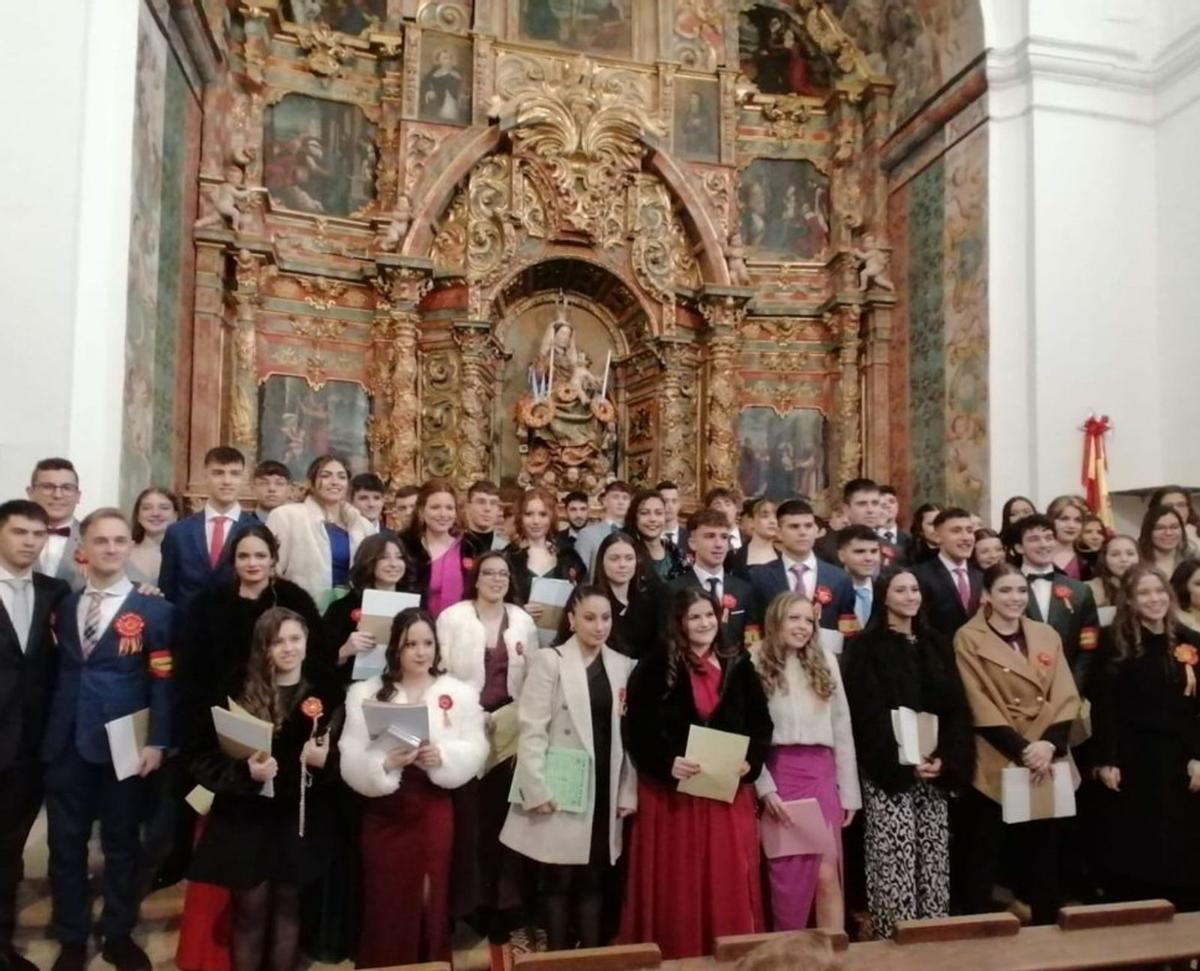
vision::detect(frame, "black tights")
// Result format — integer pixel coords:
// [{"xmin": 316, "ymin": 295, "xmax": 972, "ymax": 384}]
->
[
  {"xmin": 230, "ymin": 881, "xmax": 300, "ymax": 971},
  {"xmin": 541, "ymin": 863, "xmax": 607, "ymax": 952}
]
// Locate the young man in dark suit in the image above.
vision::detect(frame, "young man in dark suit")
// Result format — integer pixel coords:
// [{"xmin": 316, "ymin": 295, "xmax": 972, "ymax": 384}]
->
[
  {"xmin": 159, "ymin": 446, "xmax": 256, "ymax": 611},
  {"xmin": 657, "ymin": 480, "xmax": 689, "ymax": 555},
  {"xmin": 910, "ymin": 507, "xmax": 983, "ymax": 642},
  {"xmin": 747, "ymin": 499, "xmax": 854, "ymax": 632},
  {"xmin": 556, "ymin": 490, "xmax": 591, "ymax": 549},
  {"xmin": 462, "ymin": 479, "xmax": 507, "ymax": 555},
  {"xmin": 0, "ymin": 501, "xmax": 71, "ymax": 971},
  {"xmin": 350, "ymin": 472, "xmax": 397, "ymax": 539},
  {"xmin": 26, "ymin": 457, "xmax": 86, "ymax": 591},
  {"xmin": 250, "ymin": 459, "xmax": 291, "ymax": 522},
  {"xmin": 1013, "ymin": 514, "xmax": 1101, "ymax": 689},
  {"xmin": 670, "ymin": 508, "xmax": 756, "ymax": 648},
  {"xmin": 816, "ymin": 478, "xmax": 882, "ymax": 564},
  {"xmin": 876, "ymin": 484, "xmax": 911, "ymax": 567},
  {"xmin": 43, "ymin": 509, "xmax": 174, "ymax": 971}
]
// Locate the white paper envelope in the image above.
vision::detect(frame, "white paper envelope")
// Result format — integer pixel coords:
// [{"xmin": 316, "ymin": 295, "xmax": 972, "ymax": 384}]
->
[
  {"xmin": 105, "ymin": 708, "xmax": 150, "ymax": 781},
  {"xmin": 818, "ymin": 628, "xmax": 844, "ymax": 655},
  {"xmin": 1097, "ymin": 605, "xmax": 1117, "ymax": 628},
  {"xmin": 361, "ymin": 699, "xmax": 430, "ymax": 741},
  {"xmin": 677, "ymin": 725, "xmax": 749, "ymax": 803},
  {"xmin": 356, "ymin": 590, "xmax": 421, "ymax": 646},
  {"xmin": 185, "ymin": 785, "xmax": 215, "ymax": 815},
  {"xmin": 1002, "ymin": 761, "xmax": 1076, "ymax": 824},
  {"xmin": 760, "ymin": 798, "xmax": 835, "ymax": 859},
  {"xmin": 891, "ymin": 707, "xmax": 939, "ymax": 766},
  {"xmin": 212, "ymin": 705, "xmax": 273, "ymax": 760}
]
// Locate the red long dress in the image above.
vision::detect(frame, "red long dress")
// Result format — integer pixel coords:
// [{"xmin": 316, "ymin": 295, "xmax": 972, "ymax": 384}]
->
[
  {"xmin": 357, "ymin": 766, "xmax": 454, "ymax": 967},
  {"xmin": 619, "ymin": 660, "xmax": 764, "ymax": 959},
  {"xmin": 175, "ymin": 819, "xmax": 231, "ymax": 971}
]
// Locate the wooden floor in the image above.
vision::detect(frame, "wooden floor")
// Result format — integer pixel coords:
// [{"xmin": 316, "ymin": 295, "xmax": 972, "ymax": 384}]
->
[{"xmin": 12, "ymin": 812, "xmax": 492, "ymax": 971}]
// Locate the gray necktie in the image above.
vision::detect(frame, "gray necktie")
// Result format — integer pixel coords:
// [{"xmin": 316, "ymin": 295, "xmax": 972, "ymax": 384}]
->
[{"xmin": 2, "ymin": 577, "xmax": 32, "ymax": 650}]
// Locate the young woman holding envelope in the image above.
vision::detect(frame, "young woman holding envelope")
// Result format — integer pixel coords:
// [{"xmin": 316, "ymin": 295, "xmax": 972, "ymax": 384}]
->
[
  {"xmin": 952, "ymin": 561, "xmax": 1080, "ymax": 925},
  {"xmin": 339, "ymin": 607, "xmax": 488, "ymax": 967},
  {"xmin": 841, "ymin": 567, "xmax": 973, "ymax": 939},
  {"xmin": 321, "ymin": 533, "xmax": 417, "ymax": 683},
  {"xmin": 436, "ymin": 551, "xmax": 539, "ymax": 942},
  {"xmin": 751, "ymin": 592, "xmax": 860, "ymax": 932},
  {"xmin": 1091, "ymin": 564, "xmax": 1200, "ymax": 909},
  {"xmin": 620, "ymin": 586, "xmax": 773, "ymax": 958},
  {"xmin": 187, "ymin": 607, "xmax": 343, "ymax": 971},
  {"xmin": 500, "ymin": 586, "xmax": 637, "ymax": 951},
  {"xmin": 504, "ymin": 486, "xmax": 586, "ymax": 608}
]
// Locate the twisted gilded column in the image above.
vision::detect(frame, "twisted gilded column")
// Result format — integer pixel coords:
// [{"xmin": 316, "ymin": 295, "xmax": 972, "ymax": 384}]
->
[
  {"xmin": 655, "ymin": 336, "xmax": 699, "ymax": 501},
  {"xmin": 370, "ymin": 266, "xmax": 429, "ymax": 488},
  {"xmin": 700, "ymin": 293, "xmax": 749, "ymax": 494},
  {"xmin": 228, "ymin": 249, "xmax": 265, "ymax": 464},
  {"xmin": 451, "ymin": 321, "xmax": 500, "ymax": 491},
  {"xmin": 833, "ymin": 305, "xmax": 864, "ymax": 488}
]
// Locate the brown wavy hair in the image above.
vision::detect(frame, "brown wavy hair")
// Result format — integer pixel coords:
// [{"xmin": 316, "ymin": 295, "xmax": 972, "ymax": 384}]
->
[
  {"xmin": 408, "ymin": 478, "xmax": 461, "ymax": 543},
  {"xmin": 239, "ymin": 606, "xmax": 309, "ymax": 732},
  {"xmin": 1094, "ymin": 533, "xmax": 1138, "ymax": 605},
  {"xmin": 511, "ymin": 487, "xmax": 560, "ymax": 547},
  {"xmin": 756, "ymin": 592, "xmax": 834, "ymax": 700},
  {"xmin": 1113, "ymin": 563, "xmax": 1180, "ymax": 662},
  {"xmin": 377, "ymin": 607, "xmax": 444, "ymax": 701},
  {"xmin": 663, "ymin": 586, "xmax": 735, "ymax": 688}
]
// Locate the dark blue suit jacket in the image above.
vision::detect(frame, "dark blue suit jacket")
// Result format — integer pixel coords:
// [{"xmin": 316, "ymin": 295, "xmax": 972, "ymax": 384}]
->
[
  {"xmin": 43, "ymin": 588, "xmax": 175, "ymax": 765},
  {"xmin": 747, "ymin": 556, "xmax": 855, "ymax": 629},
  {"xmin": 160, "ymin": 511, "xmax": 257, "ymax": 609}
]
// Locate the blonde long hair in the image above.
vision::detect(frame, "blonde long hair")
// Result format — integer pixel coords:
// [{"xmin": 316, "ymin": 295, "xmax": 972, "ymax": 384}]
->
[{"xmin": 756, "ymin": 592, "xmax": 834, "ymax": 700}]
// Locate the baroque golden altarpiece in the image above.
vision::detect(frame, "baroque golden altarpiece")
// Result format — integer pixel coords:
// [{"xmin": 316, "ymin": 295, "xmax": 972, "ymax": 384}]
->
[{"xmin": 188, "ymin": 0, "xmax": 899, "ymax": 509}]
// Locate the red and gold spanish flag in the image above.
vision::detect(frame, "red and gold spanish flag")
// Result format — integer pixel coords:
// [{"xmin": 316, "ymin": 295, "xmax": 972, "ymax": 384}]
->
[{"xmin": 1082, "ymin": 414, "xmax": 1113, "ymax": 528}]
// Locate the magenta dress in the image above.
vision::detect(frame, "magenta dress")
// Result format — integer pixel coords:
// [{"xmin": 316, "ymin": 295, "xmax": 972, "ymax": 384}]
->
[{"xmin": 426, "ymin": 540, "xmax": 465, "ymax": 618}]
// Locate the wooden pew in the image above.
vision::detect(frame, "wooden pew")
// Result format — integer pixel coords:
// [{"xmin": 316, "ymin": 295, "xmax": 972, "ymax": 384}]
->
[{"xmin": 513, "ymin": 942, "xmax": 663, "ymax": 970}]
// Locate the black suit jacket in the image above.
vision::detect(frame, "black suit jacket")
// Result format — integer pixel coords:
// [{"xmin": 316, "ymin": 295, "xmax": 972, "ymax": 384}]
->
[
  {"xmin": 0, "ymin": 573, "xmax": 70, "ymax": 769},
  {"xmin": 669, "ymin": 569, "xmax": 757, "ymax": 648},
  {"xmin": 911, "ymin": 557, "xmax": 983, "ymax": 642}
]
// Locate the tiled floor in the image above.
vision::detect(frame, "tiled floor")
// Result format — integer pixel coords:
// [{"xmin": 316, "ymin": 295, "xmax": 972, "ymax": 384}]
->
[{"xmin": 13, "ymin": 812, "xmax": 491, "ymax": 970}]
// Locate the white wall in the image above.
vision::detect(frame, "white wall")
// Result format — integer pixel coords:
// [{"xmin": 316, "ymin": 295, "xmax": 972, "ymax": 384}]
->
[
  {"xmin": 982, "ymin": 0, "xmax": 1200, "ymax": 521},
  {"xmin": 0, "ymin": 0, "xmax": 138, "ymax": 507}
]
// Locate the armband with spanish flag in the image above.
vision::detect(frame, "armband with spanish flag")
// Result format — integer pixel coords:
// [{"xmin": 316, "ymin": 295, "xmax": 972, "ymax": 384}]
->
[
  {"xmin": 1079, "ymin": 627, "xmax": 1098, "ymax": 651},
  {"xmin": 148, "ymin": 650, "xmax": 173, "ymax": 679},
  {"xmin": 838, "ymin": 613, "xmax": 861, "ymax": 636}
]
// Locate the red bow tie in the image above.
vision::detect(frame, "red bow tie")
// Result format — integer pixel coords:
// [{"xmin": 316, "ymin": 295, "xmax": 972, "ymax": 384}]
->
[{"xmin": 49, "ymin": 526, "xmax": 71, "ymax": 537}]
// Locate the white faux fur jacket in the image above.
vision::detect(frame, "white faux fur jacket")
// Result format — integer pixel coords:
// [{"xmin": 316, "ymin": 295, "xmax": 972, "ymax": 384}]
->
[
  {"xmin": 435, "ymin": 600, "xmax": 538, "ymax": 702},
  {"xmin": 266, "ymin": 497, "xmax": 372, "ymax": 601},
  {"xmin": 339, "ymin": 674, "xmax": 488, "ymax": 798}
]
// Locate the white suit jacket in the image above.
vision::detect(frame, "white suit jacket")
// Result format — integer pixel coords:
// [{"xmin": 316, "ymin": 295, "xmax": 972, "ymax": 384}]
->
[{"xmin": 266, "ymin": 498, "xmax": 372, "ymax": 600}]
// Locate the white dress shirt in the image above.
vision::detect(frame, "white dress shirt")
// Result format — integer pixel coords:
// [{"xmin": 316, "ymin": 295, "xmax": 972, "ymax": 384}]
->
[
  {"xmin": 781, "ymin": 552, "xmax": 819, "ymax": 599},
  {"xmin": 692, "ymin": 564, "xmax": 725, "ymax": 602},
  {"xmin": 205, "ymin": 502, "xmax": 243, "ymax": 551},
  {"xmin": 663, "ymin": 525, "xmax": 680, "ymax": 547},
  {"xmin": 77, "ymin": 576, "xmax": 134, "ymax": 645},
  {"xmin": 1021, "ymin": 560, "xmax": 1055, "ymax": 620},
  {"xmin": 0, "ymin": 562, "xmax": 35, "ymax": 650},
  {"xmin": 40, "ymin": 531, "xmax": 69, "ymax": 576},
  {"xmin": 751, "ymin": 649, "xmax": 862, "ymax": 810}
]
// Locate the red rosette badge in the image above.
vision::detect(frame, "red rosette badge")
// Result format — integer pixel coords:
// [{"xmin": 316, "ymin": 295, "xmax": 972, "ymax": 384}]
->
[
  {"xmin": 720, "ymin": 593, "xmax": 737, "ymax": 624},
  {"xmin": 1053, "ymin": 585, "xmax": 1074, "ymax": 613},
  {"xmin": 113, "ymin": 612, "xmax": 145, "ymax": 656},
  {"xmin": 350, "ymin": 608, "xmax": 362, "ymax": 623},
  {"xmin": 301, "ymin": 696, "xmax": 325, "ymax": 733},
  {"xmin": 438, "ymin": 692, "xmax": 454, "ymax": 727},
  {"xmin": 462, "ymin": 557, "xmax": 476, "ymax": 573},
  {"xmin": 1036, "ymin": 651, "xmax": 1053, "ymax": 668},
  {"xmin": 1175, "ymin": 645, "xmax": 1198, "ymax": 696},
  {"xmin": 814, "ymin": 586, "xmax": 833, "ymax": 606}
]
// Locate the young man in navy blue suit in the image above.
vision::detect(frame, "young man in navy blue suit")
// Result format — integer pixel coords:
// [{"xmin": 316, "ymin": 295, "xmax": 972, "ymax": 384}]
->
[
  {"xmin": 0, "ymin": 501, "xmax": 70, "ymax": 971},
  {"xmin": 748, "ymin": 499, "xmax": 854, "ymax": 631},
  {"xmin": 159, "ymin": 446, "xmax": 256, "ymax": 611},
  {"xmin": 910, "ymin": 506, "xmax": 983, "ymax": 642},
  {"xmin": 669, "ymin": 508, "xmax": 756, "ymax": 648},
  {"xmin": 43, "ymin": 509, "xmax": 174, "ymax": 971}
]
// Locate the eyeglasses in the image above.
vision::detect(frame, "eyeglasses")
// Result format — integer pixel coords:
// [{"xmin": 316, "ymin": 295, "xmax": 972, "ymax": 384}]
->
[
  {"xmin": 479, "ymin": 569, "xmax": 510, "ymax": 580},
  {"xmin": 32, "ymin": 483, "xmax": 78, "ymax": 496}
]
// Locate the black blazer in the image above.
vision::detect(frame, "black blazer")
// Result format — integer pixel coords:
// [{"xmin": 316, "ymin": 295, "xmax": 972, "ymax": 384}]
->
[
  {"xmin": 842, "ymin": 627, "xmax": 975, "ymax": 795},
  {"xmin": 911, "ymin": 557, "xmax": 983, "ymax": 642},
  {"xmin": 0, "ymin": 573, "xmax": 70, "ymax": 769},
  {"xmin": 669, "ymin": 569, "xmax": 757, "ymax": 648},
  {"xmin": 504, "ymin": 542, "xmax": 587, "ymax": 607},
  {"xmin": 608, "ymin": 581, "xmax": 666, "ymax": 660},
  {"xmin": 623, "ymin": 648, "xmax": 773, "ymax": 788}
]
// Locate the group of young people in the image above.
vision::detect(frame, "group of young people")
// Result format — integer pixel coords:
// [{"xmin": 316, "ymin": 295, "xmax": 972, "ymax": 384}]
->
[{"xmin": 3, "ymin": 450, "xmax": 1199, "ymax": 971}]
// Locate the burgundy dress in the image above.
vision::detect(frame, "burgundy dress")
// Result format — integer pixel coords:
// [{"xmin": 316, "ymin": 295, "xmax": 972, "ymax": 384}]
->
[{"xmin": 619, "ymin": 658, "xmax": 764, "ymax": 958}]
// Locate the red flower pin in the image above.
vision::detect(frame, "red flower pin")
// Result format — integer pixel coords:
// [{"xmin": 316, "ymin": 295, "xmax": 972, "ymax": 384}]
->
[
  {"xmin": 73, "ymin": 548, "xmax": 88, "ymax": 566},
  {"xmin": 438, "ymin": 692, "xmax": 453, "ymax": 727},
  {"xmin": 721, "ymin": 594, "xmax": 737, "ymax": 610},
  {"xmin": 301, "ymin": 696, "xmax": 324, "ymax": 734},
  {"xmin": 568, "ymin": 567, "xmax": 578, "ymax": 582},
  {"xmin": 814, "ymin": 586, "xmax": 832, "ymax": 606},
  {"xmin": 1174, "ymin": 644, "xmax": 1198, "ymax": 667},
  {"xmin": 350, "ymin": 608, "xmax": 362, "ymax": 623},
  {"xmin": 1053, "ymin": 585, "xmax": 1074, "ymax": 613},
  {"xmin": 114, "ymin": 613, "xmax": 145, "ymax": 656},
  {"xmin": 462, "ymin": 557, "xmax": 475, "ymax": 572},
  {"xmin": 1036, "ymin": 651, "xmax": 1053, "ymax": 667}
]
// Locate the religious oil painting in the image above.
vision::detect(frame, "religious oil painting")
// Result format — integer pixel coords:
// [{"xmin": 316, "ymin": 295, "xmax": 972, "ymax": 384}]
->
[
  {"xmin": 519, "ymin": 0, "xmax": 633, "ymax": 59},
  {"xmin": 738, "ymin": 407, "xmax": 828, "ymax": 501},
  {"xmin": 259, "ymin": 376, "xmax": 370, "ymax": 479},
  {"xmin": 263, "ymin": 95, "xmax": 377, "ymax": 217},
  {"xmin": 417, "ymin": 32, "xmax": 473, "ymax": 126},
  {"xmin": 738, "ymin": 159, "xmax": 830, "ymax": 260},
  {"xmin": 287, "ymin": 0, "xmax": 387, "ymax": 35},
  {"xmin": 674, "ymin": 77, "xmax": 720, "ymax": 162},
  {"xmin": 738, "ymin": 3, "xmax": 833, "ymax": 96}
]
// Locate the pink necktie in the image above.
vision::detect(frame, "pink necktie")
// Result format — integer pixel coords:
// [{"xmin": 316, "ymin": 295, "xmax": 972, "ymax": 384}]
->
[
  {"xmin": 209, "ymin": 516, "xmax": 227, "ymax": 567},
  {"xmin": 953, "ymin": 568, "xmax": 971, "ymax": 611},
  {"xmin": 790, "ymin": 563, "xmax": 809, "ymax": 599}
]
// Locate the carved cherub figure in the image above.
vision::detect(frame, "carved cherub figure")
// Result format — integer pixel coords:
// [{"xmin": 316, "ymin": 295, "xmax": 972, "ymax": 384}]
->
[
  {"xmin": 196, "ymin": 165, "xmax": 259, "ymax": 234},
  {"xmin": 377, "ymin": 195, "xmax": 413, "ymax": 251},
  {"xmin": 725, "ymin": 230, "xmax": 752, "ymax": 286},
  {"xmin": 852, "ymin": 234, "xmax": 895, "ymax": 291}
]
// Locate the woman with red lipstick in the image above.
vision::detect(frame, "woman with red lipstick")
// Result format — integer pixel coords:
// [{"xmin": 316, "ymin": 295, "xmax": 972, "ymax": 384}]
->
[{"xmin": 401, "ymin": 479, "xmax": 472, "ymax": 619}]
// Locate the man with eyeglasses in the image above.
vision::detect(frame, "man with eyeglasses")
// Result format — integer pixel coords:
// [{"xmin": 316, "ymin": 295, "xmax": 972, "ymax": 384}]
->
[{"xmin": 26, "ymin": 458, "xmax": 84, "ymax": 590}]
